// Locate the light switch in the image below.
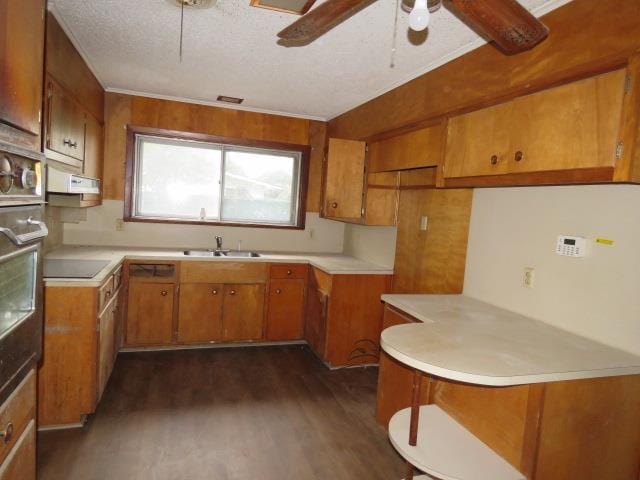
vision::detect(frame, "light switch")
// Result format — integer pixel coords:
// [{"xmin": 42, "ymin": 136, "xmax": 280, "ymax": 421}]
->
[{"xmin": 420, "ymin": 216, "xmax": 428, "ymax": 231}]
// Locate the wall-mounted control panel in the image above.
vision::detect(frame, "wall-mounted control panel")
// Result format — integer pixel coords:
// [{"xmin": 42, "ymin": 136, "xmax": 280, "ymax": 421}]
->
[{"xmin": 556, "ymin": 235, "xmax": 587, "ymax": 257}]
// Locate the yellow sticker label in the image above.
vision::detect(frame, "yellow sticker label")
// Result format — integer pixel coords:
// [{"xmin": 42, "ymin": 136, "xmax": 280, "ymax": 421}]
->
[{"xmin": 596, "ymin": 238, "xmax": 614, "ymax": 246}]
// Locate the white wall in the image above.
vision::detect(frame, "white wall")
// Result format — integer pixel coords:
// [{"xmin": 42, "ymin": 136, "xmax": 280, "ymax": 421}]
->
[
  {"xmin": 343, "ymin": 223, "xmax": 397, "ymax": 268},
  {"xmin": 63, "ymin": 200, "xmax": 345, "ymax": 253},
  {"xmin": 464, "ymin": 185, "xmax": 640, "ymax": 355}
]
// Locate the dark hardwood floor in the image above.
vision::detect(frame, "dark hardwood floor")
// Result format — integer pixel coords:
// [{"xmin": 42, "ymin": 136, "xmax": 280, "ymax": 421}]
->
[{"xmin": 38, "ymin": 345, "xmax": 405, "ymax": 480}]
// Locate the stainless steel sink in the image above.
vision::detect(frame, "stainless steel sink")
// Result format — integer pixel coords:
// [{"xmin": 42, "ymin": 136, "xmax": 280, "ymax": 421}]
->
[
  {"xmin": 183, "ymin": 250, "xmax": 224, "ymax": 257},
  {"xmin": 222, "ymin": 251, "xmax": 261, "ymax": 258}
]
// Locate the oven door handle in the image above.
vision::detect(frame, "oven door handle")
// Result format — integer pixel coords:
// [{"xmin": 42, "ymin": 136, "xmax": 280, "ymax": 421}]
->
[{"xmin": 0, "ymin": 217, "xmax": 48, "ymax": 246}]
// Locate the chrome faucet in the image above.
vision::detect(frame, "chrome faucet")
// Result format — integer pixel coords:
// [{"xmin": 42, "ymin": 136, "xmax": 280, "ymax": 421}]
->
[{"xmin": 215, "ymin": 235, "xmax": 223, "ymax": 251}]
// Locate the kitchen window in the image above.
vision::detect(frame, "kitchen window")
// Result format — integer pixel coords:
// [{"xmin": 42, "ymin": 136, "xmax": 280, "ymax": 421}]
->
[{"xmin": 124, "ymin": 127, "xmax": 309, "ymax": 228}]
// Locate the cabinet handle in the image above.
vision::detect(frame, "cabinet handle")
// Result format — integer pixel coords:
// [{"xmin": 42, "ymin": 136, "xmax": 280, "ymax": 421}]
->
[
  {"xmin": 0, "ymin": 422, "xmax": 13, "ymax": 444},
  {"xmin": 71, "ymin": 141, "xmax": 78, "ymax": 149},
  {"xmin": 275, "ymin": 289, "xmax": 282, "ymax": 294},
  {"xmin": 490, "ymin": 155, "xmax": 498, "ymax": 165},
  {"xmin": 229, "ymin": 290, "xmax": 236, "ymax": 295},
  {"xmin": 160, "ymin": 290, "xmax": 168, "ymax": 296},
  {"xmin": 106, "ymin": 290, "xmax": 112, "ymax": 298},
  {"xmin": 286, "ymin": 270, "xmax": 292, "ymax": 276},
  {"xmin": 211, "ymin": 289, "xmax": 218, "ymax": 295},
  {"xmin": 331, "ymin": 202, "xmax": 338, "ymax": 209},
  {"xmin": 63, "ymin": 138, "xmax": 71, "ymax": 146},
  {"xmin": 514, "ymin": 151, "xmax": 524, "ymax": 162}
]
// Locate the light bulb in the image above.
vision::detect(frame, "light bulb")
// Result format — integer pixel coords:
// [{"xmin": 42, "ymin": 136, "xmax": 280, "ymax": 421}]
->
[{"xmin": 409, "ymin": 0, "xmax": 430, "ymax": 31}]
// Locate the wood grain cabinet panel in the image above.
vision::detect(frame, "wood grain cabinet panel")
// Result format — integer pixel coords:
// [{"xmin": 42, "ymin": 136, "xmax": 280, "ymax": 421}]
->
[
  {"xmin": 0, "ymin": 420, "xmax": 35, "ymax": 480},
  {"xmin": 444, "ymin": 69, "xmax": 627, "ymax": 182},
  {"xmin": 368, "ymin": 124, "xmax": 444, "ymax": 173},
  {"xmin": 323, "ymin": 138, "xmax": 366, "ymax": 220},
  {"xmin": 177, "ymin": 283, "xmax": 223, "ymax": 344},
  {"xmin": 0, "ymin": 371, "xmax": 35, "ymax": 467},
  {"xmin": 82, "ymin": 113, "xmax": 104, "ymax": 205},
  {"xmin": 46, "ymin": 80, "xmax": 86, "ymax": 166},
  {"xmin": 97, "ymin": 298, "xmax": 117, "ymax": 400},
  {"xmin": 266, "ymin": 280, "xmax": 305, "ymax": 340},
  {"xmin": 126, "ymin": 283, "xmax": 175, "ymax": 346},
  {"xmin": 509, "ymin": 69, "xmax": 626, "ymax": 174},
  {"xmin": 221, "ymin": 284, "xmax": 265, "ymax": 342},
  {"xmin": 443, "ymin": 100, "xmax": 515, "ymax": 178},
  {"xmin": 364, "ymin": 172, "xmax": 399, "ymax": 226},
  {"xmin": 0, "ymin": 0, "xmax": 45, "ymax": 150}
]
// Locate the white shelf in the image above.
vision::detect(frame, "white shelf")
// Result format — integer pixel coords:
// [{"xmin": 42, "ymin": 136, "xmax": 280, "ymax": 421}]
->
[{"xmin": 389, "ymin": 405, "xmax": 524, "ymax": 480}]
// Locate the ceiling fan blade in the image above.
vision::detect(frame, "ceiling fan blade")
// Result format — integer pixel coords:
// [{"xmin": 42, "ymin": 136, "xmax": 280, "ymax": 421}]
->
[
  {"xmin": 278, "ymin": 0, "xmax": 378, "ymax": 43},
  {"xmin": 448, "ymin": 0, "xmax": 549, "ymax": 54}
]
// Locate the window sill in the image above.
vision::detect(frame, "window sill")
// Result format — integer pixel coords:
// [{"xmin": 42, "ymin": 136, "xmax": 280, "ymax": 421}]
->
[{"xmin": 123, "ymin": 215, "xmax": 306, "ymax": 230}]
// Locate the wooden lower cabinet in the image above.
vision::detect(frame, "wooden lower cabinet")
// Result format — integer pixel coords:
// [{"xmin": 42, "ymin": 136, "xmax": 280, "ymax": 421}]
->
[
  {"xmin": 39, "ymin": 271, "xmax": 122, "ymax": 427},
  {"xmin": 304, "ymin": 267, "xmax": 392, "ymax": 367},
  {"xmin": 222, "ymin": 284, "xmax": 265, "ymax": 341},
  {"xmin": 126, "ymin": 282, "xmax": 175, "ymax": 346},
  {"xmin": 266, "ymin": 279, "xmax": 305, "ymax": 340},
  {"xmin": 0, "ymin": 369, "xmax": 36, "ymax": 479},
  {"xmin": 177, "ymin": 283, "xmax": 223, "ymax": 343},
  {"xmin": 376, "ymin": 305, "xmax": 640, "ymax": 479},
  {"xmin": 0, "ymin": 420, "xmax": 35, "ymax": 480}
]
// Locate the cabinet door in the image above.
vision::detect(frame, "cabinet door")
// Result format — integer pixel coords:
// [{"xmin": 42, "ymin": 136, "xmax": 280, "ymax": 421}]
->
[
  {"xmin": 509, "ymin": 69, "xmax": 626, "ymax": 173},
  {"xmin": 368, "ymin": 124, "xmax": 443, "ymax": 173},
  {"xmin": 126, "ymin": 283, "xmax": 175, "ymax": 346},
  {"xmin": 443, "ymin": 100, "xmax": 514, "ymax": 178},
  {"xmin": 82, "ymin": 113, "xmax": 103, "ymax": 204},
  {"xmin": 46, "ymin": 81, "xmax": 86, "ymax": 164},
  {"xmin": 222, "ymin": 284, "xmax": 265, "ymax": 341},
  {"xmin": 323, "ymin": 138, "xmax": 366, "ymax": 220},
  {"xmin": 0, "ymin": 0, "xmax": 45, "ymax": 146},
  {"xmin": 304, "ymin": 285, "xmax": 328, "ymax": 356},
  {"xmin": 177, "ymin": 283, "xmax": 223, "ymax": 343},
  {"xmin": 97, "ymin": 300, "xmax": 116, "ymax": 400},
  {"xmin": 0, "ymin": 420, "xmax": 35, "ymax": 480},
  {"xmin": 266, "ymin": 280, "xmax": 305, "ymax": 340}
]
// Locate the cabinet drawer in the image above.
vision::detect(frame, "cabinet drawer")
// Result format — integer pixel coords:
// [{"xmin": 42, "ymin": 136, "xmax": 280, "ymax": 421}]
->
[
  {"xmin": 98, "ymin": 275, "xmax": 115, "ymax": 313},
  {"xmin": 0, "ymin": 370, "xmax": 35, "ymax": 466},
  {"xmin": 270, "ymin": 264, "xmax": 308, "ymax": 280},
  {"xmin": 0, "ymin": 420, "xmax": 35, "ymax": 480}
]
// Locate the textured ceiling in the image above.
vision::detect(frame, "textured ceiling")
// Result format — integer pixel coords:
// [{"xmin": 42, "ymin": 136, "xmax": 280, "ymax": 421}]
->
[{"xmin": 49, "ymin": 0, "xmax": 570, "ymax": 120}]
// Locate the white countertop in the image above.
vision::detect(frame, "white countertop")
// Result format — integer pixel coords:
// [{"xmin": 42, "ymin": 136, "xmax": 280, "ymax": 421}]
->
[
  {"xmin": 380, "ymin": 294, "xmax": 640, "ymax": 386},
  {"xmin": 43, "ymin": 246, "xmax": 393, "ymax": 286}
]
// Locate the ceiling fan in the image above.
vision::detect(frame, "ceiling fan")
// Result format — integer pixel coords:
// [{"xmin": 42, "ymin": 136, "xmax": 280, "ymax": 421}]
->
[{"xmin": 276, "ymin": 0, "xmax": 549, "ymax": 54}]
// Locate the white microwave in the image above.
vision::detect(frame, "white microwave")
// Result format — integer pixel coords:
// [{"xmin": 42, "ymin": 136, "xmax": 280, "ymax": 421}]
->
[{"xmin": 47, "ymin": 166, "xmax": 100, "ymax": 195}]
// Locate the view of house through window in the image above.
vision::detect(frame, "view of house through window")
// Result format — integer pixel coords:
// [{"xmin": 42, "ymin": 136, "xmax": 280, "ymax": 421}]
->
[{"xmin": 133, "ymin": 134, "xmax": 303, "ymax": 227}]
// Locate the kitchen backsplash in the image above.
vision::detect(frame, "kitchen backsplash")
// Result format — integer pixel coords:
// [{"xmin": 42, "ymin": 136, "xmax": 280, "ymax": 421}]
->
[{"xmin": 61, "ymin": 200, "xmax": 345, "ymax": 253}]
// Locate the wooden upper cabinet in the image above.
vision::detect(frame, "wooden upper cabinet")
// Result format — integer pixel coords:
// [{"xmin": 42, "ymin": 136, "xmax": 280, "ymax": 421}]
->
[
  {"xmin": 126, "ymin": 282, "xmax": 175, "ymax": 346},
  {"xmin": 82, "ymin": 113, "xmax": 103, "ymax": 205},
  {"xmin": 364, "ymin": 172, "xmax": 399, "ymax": 226},
  {"xmin": 46, "ymin": 80, "xmax": 86, "ymax": 167},
  {"xmin": 177, "ymin": 283, "xmax": 223, "ymax": 344},
  {"xmin": 368, "ymin": 124, "xmax": 444, "ymax": 173},
  {"xmin": 444, "ymin": 69, "xmax": 628, "ymax": 182},
  {"xmin": 323, "ymin": 138, "xmax": 366, "ymax": 220},
  {"xmin": 509, "ymin": 69, "xmax": 626, "ymax": 173},
  {"xmin": 221, "ymin": 284, "xmax": 265, "ymax": 342},
  {"xmin": 443, "ymin": 100, "xmax": 515, "ymax": 178},
  {"xmin": 0, "ymin": 0, "xmax": 45, "ymax": 151}
]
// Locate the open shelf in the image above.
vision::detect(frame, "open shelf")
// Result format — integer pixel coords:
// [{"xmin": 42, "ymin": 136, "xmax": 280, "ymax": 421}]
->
[{"xmin": 389, "ymin": 405, "xmax": 524, "ymax": 480}]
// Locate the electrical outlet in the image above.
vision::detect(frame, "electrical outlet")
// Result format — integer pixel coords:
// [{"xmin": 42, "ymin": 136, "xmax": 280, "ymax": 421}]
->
[
  {"xmin": 420, "ymin": 216, "xmax": 428, "ymax": 231},
  {"xmin": 115, "ymin": 218, "xmax": 124, "ymax": 231},
  {"xmin": 523, "ymin": 267, "xmax": 535, "ymax": 289}
]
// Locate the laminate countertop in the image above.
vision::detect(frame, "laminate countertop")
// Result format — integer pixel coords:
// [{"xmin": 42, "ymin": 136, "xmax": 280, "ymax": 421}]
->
[
  {"xmin": 43, "ymin": 246, "xmax": 394, "ymax": 287},
  {"xmin": 380, "ymin": 294, "xmax": 640, "ymax": 387}
]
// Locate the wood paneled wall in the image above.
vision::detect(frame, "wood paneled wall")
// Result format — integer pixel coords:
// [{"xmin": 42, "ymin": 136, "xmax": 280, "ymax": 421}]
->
[
  {"xmin": 392, "ymin": 170, "xmax": 472, "ymax": 294},
  {"xmin": 103, "ymin": 93, "xmax": 325, "ymax": 212},
  {"xmin": 328, "ymin": 0, "xmax": 640, "ymax": 140},
  {"xmin": 46, "ymin": 13, "xmax": 104, "ymax": 122}
]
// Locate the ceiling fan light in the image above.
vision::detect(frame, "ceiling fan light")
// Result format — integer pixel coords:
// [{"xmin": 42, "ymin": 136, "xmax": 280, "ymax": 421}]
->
[{"xmin": 409, "ymin": 0, "xmax": 430, "ymax": 31}]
